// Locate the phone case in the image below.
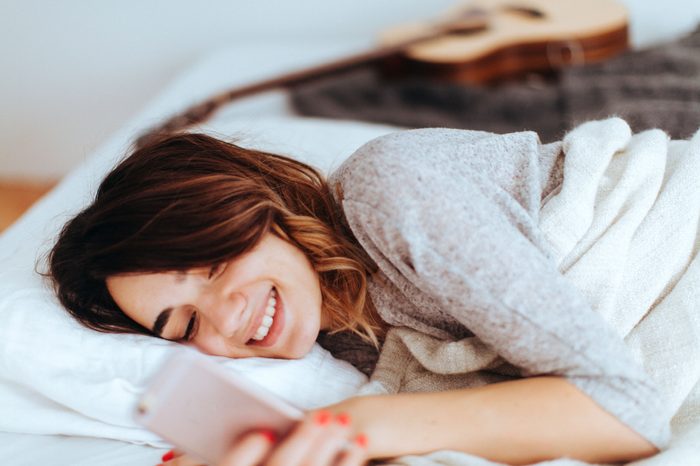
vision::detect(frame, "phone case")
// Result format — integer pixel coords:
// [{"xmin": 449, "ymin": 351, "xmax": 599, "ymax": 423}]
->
[{"xmin": 134, "ymin": 349, "xmax": 304, "ymax": 464}]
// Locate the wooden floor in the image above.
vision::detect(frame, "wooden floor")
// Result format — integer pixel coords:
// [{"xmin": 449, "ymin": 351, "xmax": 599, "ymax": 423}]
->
[{"xmin": 0, "ymin": 179, "xmax": 57, "ymax": 233}]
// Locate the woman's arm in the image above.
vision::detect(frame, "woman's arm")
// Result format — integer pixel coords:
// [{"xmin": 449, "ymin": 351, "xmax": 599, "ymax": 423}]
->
[
  {"xmin": 160, "ymin": 376, "xmax": 656, "ymax": 466},
  {"xmin": 331, "ymin": 376, "xmax": 657, "ymax": 465}
]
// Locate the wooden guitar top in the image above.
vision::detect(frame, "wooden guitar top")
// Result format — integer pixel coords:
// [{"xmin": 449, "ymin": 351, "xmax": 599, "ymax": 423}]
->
[{"xmin": 380, "ymin": 0, "xmax": 628, "ymax": 64}]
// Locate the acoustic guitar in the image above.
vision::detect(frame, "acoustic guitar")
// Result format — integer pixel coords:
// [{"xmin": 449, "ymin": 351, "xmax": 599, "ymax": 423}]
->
[
  {"xmin": 381, "ymin": 0, "xmax": 628, "ymax": 83},
  {"xmin": 136, "ymin": 0, "xmax": 628, "ymax": 148}
]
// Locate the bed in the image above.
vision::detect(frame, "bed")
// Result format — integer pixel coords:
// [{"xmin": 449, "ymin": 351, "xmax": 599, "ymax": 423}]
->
[{"xmin": 2, "ymin": 31, "xmax": 699, "ymax": 466}]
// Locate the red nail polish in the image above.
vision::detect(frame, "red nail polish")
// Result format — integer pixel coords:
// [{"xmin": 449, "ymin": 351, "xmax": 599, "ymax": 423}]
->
[
  {"xmin": 314, "ymin": 410, "xmax": 332, "ymax": 425},
  {"xmin": 161, "ymin": 450, "xmax": 175, "ymax": 461},
  {"xmin": 259, "ymin": 429, "xmax": 277, "ymax": 443},
  {"xmin": 354, "ymin": 433, "xmax": 368, "ymax": 448},
  {"xmin": 335, "ymin": 412, "xmax": 351, "ymax": 426}
]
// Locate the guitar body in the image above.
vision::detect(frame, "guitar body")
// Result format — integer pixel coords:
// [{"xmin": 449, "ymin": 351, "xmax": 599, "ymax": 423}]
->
[{"xmin": 380, "ymin": 0, "xmax": 629, "ymax": 84}]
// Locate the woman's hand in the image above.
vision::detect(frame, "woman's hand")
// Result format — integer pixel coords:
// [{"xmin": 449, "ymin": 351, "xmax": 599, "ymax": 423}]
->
[{"xmin": 159, "ymin": 409, "xmax": 369, "ymax": 466}]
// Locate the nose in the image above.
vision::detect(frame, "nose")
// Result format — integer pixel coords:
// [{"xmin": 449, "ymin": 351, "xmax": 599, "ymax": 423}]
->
[{"xmin": 204, "ymin": 291, "xmax": 248, "ymax": 339}]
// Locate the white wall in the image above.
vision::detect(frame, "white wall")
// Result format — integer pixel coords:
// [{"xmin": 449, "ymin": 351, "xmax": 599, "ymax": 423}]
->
[{"xmin": 1, "ymin": 0, "xmax": 698, "ymax": 181}]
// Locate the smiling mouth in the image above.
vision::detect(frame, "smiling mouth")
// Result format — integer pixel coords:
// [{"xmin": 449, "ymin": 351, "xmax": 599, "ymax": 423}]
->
[{"xmin": 245, "ymin": 287, "xmax": 283, "ymax": 347}]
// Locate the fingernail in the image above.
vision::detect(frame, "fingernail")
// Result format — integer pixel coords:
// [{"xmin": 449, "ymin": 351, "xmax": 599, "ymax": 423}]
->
[
  {"xmin": 259, "ymin": 429, "xmax": 277, "ymax": 443},
  {"xmin": 354, "ymin": 433, "xmax": 368, "ymax": 448},
  {"xmin": 161, "ymin": 449, "xmax": 175, "ymax": 461},
  {"xmin": 335, "ymin": 412, "xmax": 351, "ymax": 426},
  {"xmin": 314, "ymin": 410, "xmax": 332, "ymax": 425}
]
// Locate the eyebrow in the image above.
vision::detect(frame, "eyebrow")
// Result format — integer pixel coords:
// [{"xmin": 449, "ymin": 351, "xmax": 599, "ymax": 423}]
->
[{"xmin": 153, "ymin": 307, "xmax": 173, "ymax": 337}]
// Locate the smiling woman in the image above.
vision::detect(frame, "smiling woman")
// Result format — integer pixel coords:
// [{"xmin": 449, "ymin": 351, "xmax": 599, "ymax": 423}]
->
[
  {"xmin": 105, "ymin": 232, "xmax": 330, "ymax": 359},
  {"xmin": 44, "ymin": 123, "xmax": 681, "ymax": 466}
]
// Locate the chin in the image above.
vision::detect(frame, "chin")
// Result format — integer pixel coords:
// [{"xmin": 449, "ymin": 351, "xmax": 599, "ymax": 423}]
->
[{"xmin": 287, "ymin": 337, "xmax": 316, "ymax": 360}]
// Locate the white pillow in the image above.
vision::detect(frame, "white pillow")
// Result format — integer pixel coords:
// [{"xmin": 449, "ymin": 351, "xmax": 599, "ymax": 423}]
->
[{"xmin": 0, "ymin": 114, "xmax": 400, "ymax": 446}]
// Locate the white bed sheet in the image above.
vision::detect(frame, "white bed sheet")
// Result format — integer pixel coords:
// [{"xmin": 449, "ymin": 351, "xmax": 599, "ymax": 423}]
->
[
  {"xmin": 0, "ymin": 432, "xmax": 160, "ymax": 466},
  {"xmin": 0, "ymin": 40, "xmax": 374, "ymax": 466}
]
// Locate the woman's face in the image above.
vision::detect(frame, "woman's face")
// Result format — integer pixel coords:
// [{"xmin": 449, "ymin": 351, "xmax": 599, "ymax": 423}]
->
[{"xmin": 106, "ymin": 232, "xmax": 328, "ymax": 359}]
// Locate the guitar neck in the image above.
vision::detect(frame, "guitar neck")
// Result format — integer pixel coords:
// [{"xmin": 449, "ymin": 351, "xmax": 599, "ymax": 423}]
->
[
  {"xmin": 136, "ymin": 13, "xmax": 487, "ymax": 147},
  {"xmin": 209, "ymin": 15, "xmax": 488, "ymax": 101},
  {"xmin": 222, "ymin": 40, "xmax": 421, "ymax": 101}
]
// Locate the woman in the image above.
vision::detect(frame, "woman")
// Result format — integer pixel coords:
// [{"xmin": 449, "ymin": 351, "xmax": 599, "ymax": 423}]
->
[{"xmin": 47, "ymin": 128, "xmax": 670, "ymax": 466}]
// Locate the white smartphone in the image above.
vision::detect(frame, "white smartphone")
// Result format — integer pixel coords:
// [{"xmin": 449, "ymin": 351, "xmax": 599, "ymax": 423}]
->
[{"xmin": 134, "ymin": 349, "xmax": 304, "ymax": 464}]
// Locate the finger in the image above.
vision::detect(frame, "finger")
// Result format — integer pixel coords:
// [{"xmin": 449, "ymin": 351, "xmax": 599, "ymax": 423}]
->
[
  {"xmin": 264, "ymin": 410, "xmax": 337, "ymax": 466},
  {"xmin": 336, "ymin": 434, "xmax": 370, "ymax": 466},
  {"xmin": 305, "ymin": 413, "xmax": 356, "ymax": 466},
  {"xmin": 160, "ymin": 448, "xmax": 186, "ymax": 463},
  {"xmin": 218, "ymin": 430, "xmax": 276, "ymax": 466},
  {"xmin": 162, "ymin": 452, "xmax": 206, "ymax": 466}
]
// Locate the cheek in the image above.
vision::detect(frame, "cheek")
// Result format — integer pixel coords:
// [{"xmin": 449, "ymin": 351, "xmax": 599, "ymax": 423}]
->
[
  {"xmin": 189, "ymin": 337, "xmax": 231, "ymax": 358},
  {"xmin": 186, "ymin": 324, "xmax": 223, "ymax": 356},
  {"xmin": 297, "ymin": 256, "xmax": 321, "ymax": 299}
]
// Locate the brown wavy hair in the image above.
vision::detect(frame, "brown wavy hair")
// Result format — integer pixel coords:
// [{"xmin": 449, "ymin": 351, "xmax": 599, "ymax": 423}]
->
[{"xmin": 46, "ymin": 132, "xmax": 387, "ymax": 350}]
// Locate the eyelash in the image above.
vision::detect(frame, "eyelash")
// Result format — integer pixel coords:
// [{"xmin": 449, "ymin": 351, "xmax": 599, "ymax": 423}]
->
[{"xmin": 183, "ymin": 312, "xmax": 198, "ymax": 342}]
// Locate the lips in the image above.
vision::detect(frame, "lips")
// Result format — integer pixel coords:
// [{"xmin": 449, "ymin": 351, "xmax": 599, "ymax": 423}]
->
[
  {"xmin": 244, "ymin": 287, "xmax": 275, "ymax": 344},
  {"xmin": 246, "ymin": 289, "xmax": 284, "ymax": 348}
]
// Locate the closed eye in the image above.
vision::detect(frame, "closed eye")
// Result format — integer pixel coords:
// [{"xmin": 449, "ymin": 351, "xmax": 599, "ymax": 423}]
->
[{"xmin": 182, "ymin": 312, "xmax": 198, "ymax": 341}]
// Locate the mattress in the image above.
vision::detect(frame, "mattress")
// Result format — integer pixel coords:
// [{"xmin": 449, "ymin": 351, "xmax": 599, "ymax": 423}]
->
[{"xmin": 0, "ymin": 432, "xmax": 159, "ymax": 466}]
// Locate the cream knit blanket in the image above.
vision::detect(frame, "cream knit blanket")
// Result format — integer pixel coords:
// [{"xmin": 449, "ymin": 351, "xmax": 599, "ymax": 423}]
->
[{"xmin": 360, "ymin": 119, "xmax": 700, "ymax": 466}]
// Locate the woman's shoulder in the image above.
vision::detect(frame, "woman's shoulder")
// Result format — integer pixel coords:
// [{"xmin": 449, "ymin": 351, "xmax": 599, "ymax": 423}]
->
[
  {"xmin": 340, "ymin": 127, "xmax": 498, "ymax": 166},
  {"xmin": 330, "ymin": 128, "xmax": 494, "ymax": 193},
  {"xmin": 329, "ymin": 126, "xmax": 544, "ymax": 203}
]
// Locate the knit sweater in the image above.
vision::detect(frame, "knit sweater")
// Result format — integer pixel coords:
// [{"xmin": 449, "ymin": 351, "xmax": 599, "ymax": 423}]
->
[{"xmin": 326, "ymin": 127, "xmax": 672, "ymax": 451}]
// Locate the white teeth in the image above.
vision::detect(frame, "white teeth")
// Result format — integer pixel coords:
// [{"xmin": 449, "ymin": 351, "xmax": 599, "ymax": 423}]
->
[
  {"xmin": 253, "ymin": 326, "xmax": 269, "ymax": 339},
  {"xmin": 251, "ymin": 289, "xmax": 277, "ymax": 341}
]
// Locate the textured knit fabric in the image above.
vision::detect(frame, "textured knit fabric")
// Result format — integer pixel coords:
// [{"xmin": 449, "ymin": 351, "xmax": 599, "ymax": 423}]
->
[
  {"xmin": 291, "ymin": 25, "xmax": 700, "ymax": 142},
  {"xmin": 327, "ymin": 124, "xmax": 674, "ymax": 453}
]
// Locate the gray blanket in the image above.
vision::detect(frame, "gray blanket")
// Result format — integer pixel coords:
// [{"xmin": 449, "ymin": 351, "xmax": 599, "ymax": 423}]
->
[{"xmin": 291, "ymin": 26, "xmax": 700, "ymax": 142}]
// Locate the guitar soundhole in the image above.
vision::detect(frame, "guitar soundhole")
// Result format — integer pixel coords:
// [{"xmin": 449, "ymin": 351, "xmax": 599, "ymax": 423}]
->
[{"xmin": 502, "ymin": 5, "xmax": 546, "ymax": 19}]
